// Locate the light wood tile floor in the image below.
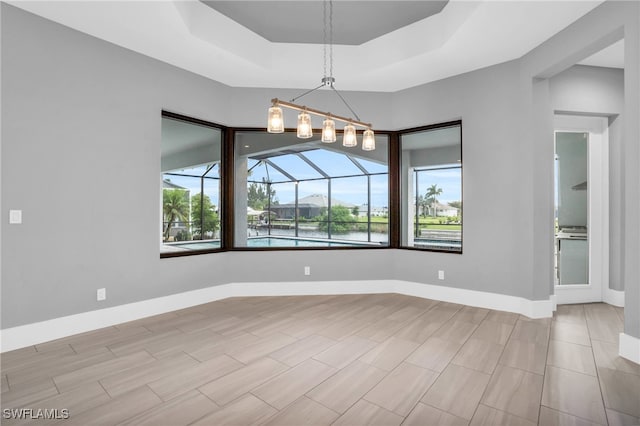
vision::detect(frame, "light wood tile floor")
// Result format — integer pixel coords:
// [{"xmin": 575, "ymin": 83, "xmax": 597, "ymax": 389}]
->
[{"xmin": 1, "ymin": 294, "xmax": 637, "ymax": 425}]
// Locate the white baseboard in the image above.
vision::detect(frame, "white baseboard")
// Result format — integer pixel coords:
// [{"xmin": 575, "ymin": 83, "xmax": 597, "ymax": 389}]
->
[
  {"xmin": 0, "ymin": 283, "xmax": 239, "ymax": 353},
  {"xmin": 555, "ymin": 286, "xmax": 624, "ymax": 307},
  {"xmin": 603, "ymin": 287, "xmax": 625, "ymax": 307},
  {"xmin": 619, "ymin": 333, "xmax": 640, "ymax": 364},
  {"xmin": 396, "ymin": 281, "xmax": 553, "ymax": 319},
  {"xmin": 0, "ymin": 280, "xmax": 553, "ymax": 353}
]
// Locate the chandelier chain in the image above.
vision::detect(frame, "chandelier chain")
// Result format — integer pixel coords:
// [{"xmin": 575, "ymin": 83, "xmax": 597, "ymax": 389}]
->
[
  {"xmin": 323, "ymin": 0, "xmax": 327, "ymax": 79},
  {"xmin": 329, "ymin": 0, "xmax": 333, "ymax": 81}
]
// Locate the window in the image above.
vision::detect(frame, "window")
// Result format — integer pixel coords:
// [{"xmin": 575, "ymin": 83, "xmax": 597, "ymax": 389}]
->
[
  {"xmin": 158, "ymin": 112, "xmax": 461, "ymax": 257},
  {"xmin": 234, "ymin": 130, "xmax": 389, "ymax": 248},
  {"xmin": 400, "ymin": 122, "xmax": 462, "ymax": 252},
  {"xmin": 160, "ymin": 113, "xmax": 223, "ymax": 255}
]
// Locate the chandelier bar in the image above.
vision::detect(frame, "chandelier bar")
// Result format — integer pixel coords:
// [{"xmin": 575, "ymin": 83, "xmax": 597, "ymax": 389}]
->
[{"xmin": 271, "ymin": 98, "xmax": 372, "ymax": 130}]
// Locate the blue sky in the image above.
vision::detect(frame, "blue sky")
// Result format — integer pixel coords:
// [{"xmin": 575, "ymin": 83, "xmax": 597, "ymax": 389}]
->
[
  {"xmin": 164, "ymin": 149, "xmax": 461, "ymax": 209},
  {"xmin": 415, "ymin": 168, "xmax": 462, "ymax": 205},
  {"xmin": 247, "ymin": 149, "xmax": 389, "ymax": 207}
]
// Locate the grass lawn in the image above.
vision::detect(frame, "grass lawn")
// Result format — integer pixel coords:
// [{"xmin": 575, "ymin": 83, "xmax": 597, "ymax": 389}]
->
[
  {"xmin": 423, "ymin": 224, "xmax": 461, "ymax": 231},
  {"xmin": 416, "ymin": 216, "xmax": 461, "ymax": 231}
]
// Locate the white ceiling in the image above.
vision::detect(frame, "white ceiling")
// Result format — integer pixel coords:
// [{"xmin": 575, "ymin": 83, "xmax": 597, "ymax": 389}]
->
[{"xmin": 9, "ymin": 1, "xmax": 618, "ymax": 92}]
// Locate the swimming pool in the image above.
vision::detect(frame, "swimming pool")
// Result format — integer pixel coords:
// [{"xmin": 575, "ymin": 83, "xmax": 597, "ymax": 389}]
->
[
  {"xmin": 163, "ymin": 236, "xmax": 378, "ymax": 252},
  {"xmin": 247, "ymin": 236, "xmax": 373, "ymax": 247},
  {"xmin": 413, "ymin": 238, "xmax": 461, "ymax": 252}
]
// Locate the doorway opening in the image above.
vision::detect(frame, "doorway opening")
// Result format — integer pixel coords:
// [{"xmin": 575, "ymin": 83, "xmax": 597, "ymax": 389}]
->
[{"xmin": 554, "ymin": 114, "xmax": 609, "ymax": 304}]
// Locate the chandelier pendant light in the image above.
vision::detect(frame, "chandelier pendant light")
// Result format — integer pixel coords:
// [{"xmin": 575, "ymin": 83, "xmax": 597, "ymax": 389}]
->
[
  {"xmin": 266, "ymin": 0, "xmax": 375, "ymax": 150},
  {"xmin": 296, "ymin": 109, "xmax": 313, "ymax": 139},
  {"xmin": 267, "ymin": 105, "xmax": 284, "ymax": 133},
  {"xmin": 321, "ymin": 115, "xmax": 336, "ymax": 143},
  {"xmin": 342, "ymin": 123, "xmax": 357, "ymax": 147},
  {"xmin": 362, "ymin": 128, "xmax": 376, "ymax": 151}
]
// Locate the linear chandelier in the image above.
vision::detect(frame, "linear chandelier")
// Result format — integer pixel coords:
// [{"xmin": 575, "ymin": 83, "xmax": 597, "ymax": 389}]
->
[{"xmin": 266, "ymin": 0, "xmax": 375, "ymax": 151}]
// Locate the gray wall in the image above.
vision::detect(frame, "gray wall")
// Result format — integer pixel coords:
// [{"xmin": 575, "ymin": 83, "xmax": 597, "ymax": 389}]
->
[
  {"xmin": 550, "ymin": 64, "xmax": 624, "ymax": 114},
  {"xmin": 2, "ymin": 2, "xmax": 639, "ymax": 340},
  {"xmin": 391, "ymin": 59, "xmax": 538, "ymax": 298}
]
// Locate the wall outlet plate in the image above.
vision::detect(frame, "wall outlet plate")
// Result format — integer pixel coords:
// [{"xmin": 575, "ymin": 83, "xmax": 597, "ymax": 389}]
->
[
  {"xmin": 97, "ymin": 288, "xmax": 106, "ymax": 301},
  {"xmin": 304, "ymin": 266, "xmax": 311, "ymax": 276},
  {"xmin": 9, "ymin": 210, "xmax": 22, "ymax": 224},
  {"xmin": 438, "ymin": 270, "xmax": 445, "ymax": 280}
]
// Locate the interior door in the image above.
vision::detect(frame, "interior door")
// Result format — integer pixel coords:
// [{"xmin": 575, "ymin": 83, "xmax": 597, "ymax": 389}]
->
[{"xmin": 554, "ymin": 115, "xmax": 609, "ymax": 304}]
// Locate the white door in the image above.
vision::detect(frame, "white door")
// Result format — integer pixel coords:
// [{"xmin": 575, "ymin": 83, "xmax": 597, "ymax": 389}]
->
[{"xmin": 554, "ymin": 115, "xmax": 609, "ymax": 304}]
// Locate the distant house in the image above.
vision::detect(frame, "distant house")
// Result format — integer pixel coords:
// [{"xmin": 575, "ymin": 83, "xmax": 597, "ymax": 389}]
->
[
  {"xmin": 415, "ymin": 200, "xmax": 460, "ymax": 217},
  {"xmin": 270, "ymin": 194, "xmax": 355, "ymax": 219},
  {"xmin": 435, "ymin": 203, "xmax": 459, "ymax": 217},
  {"xmin": 357, "ymin": 204, "xmax": 388, "ymax": 217},
  {"xmin": 163, "ymin": 179, "xmax": 187, "ymax": 190}
]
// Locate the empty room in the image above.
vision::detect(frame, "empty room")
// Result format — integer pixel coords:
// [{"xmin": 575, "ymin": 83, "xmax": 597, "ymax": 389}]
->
[{"xmin": 1, "ymin": 1, "xmax": 639, "ymax": 425}]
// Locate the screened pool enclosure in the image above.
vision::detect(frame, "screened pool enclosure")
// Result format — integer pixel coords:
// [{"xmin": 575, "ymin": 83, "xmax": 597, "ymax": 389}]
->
[{"xmin": 234, "ymin": 131, "xmax": 390, "ymax": 248}]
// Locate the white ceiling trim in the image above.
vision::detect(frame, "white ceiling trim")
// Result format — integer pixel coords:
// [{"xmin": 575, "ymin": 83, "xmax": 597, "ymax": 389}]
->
[{"xmin": 8, "ymin": 0, "xmax": 606, "ymax": 92}]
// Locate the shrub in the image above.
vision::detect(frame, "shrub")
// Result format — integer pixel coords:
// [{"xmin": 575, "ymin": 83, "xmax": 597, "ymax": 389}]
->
[{"xmin": 316, "ymin": 206, "xmax": 355, "ymax": 234}]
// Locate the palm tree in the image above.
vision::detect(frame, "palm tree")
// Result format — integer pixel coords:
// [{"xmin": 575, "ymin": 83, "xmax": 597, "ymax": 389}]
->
[
  {"xmin": 163, "ymin": 189, "xmax": 190, "ymax": 240},
  {"xmin": 425, "ymin": 184, "xmax": 443, "ymax": 217}
]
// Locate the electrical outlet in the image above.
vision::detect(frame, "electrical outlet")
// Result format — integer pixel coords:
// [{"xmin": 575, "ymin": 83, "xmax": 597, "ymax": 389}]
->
[
  {"xmin": 9, "ymin": 210, "xmax": 22, "ymax": 224},
  {"xmin": 438, "ymin": 270, "xmax": 445, "ymax": 280},
  {"xmin": 97, "ymin": 288, "xmax": 106, "ymax": 301},
  {"xmin": 304, "ymin": 266, "xmax": 311, "ymax": 276}
]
